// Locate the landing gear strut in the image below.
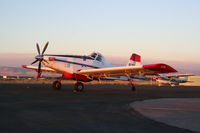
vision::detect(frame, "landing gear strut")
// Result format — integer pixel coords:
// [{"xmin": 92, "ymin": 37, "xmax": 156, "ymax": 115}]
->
[
  {"xmin": 129, "ymin": 79, "xmax": 136, "ymax": 91},
  {"xmin": 74, "ymin": 82, "xmax": 84, "ymax": 92},
  {"xmin": 53, "ymin": 80, "xmax": 62, "ymax": 90},
  {"xmin": 131, "ymin": 84, "xmax": 136, "ymax": 91},
  {"xmin": 53, "ymin": 74, "xmax": 64, "ymax": 90}
]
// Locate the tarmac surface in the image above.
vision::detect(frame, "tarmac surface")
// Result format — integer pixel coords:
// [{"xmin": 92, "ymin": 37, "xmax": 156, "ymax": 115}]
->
[
  {"xmin": 0, "ymin": 83, "xmax": 200, "ymax": 133},
  {"xmin": 131, "ymin": 98, "xmax": 200, "ymax": 133}
]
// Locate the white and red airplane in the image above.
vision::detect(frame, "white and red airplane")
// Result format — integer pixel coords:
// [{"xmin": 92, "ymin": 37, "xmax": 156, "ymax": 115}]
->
[{"xmin": 22, "ymin": 42, "xmax": 177, "ymax": 92}]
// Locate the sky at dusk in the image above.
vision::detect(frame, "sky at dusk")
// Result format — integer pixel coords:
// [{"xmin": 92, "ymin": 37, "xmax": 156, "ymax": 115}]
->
[{"xmin": 0, "ymin": 0, "xmax": 200, "ymax": 71}]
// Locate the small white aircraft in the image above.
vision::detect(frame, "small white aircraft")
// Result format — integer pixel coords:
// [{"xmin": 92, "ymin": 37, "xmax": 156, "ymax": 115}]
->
[
  {"xmin": 155, "ymin": 74, "xmax": 193, "ymax": 87},
  {"xmin": 22, "ymin": 42, "xmax": 177, "ymax": 92}
]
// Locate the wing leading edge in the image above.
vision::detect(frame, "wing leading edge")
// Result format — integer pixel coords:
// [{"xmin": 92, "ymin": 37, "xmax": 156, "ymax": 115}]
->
[{"xmin": 22, "ymin": 65, "xmax": 57, "ymax": 73}]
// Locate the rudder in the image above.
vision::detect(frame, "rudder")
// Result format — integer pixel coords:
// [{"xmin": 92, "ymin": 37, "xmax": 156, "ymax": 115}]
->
[{"xmin": 127, "ymin": 53, "xmax": 141, "ymax": 66}]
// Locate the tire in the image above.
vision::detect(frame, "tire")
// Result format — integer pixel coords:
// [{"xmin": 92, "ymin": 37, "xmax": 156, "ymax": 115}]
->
[
  {"xmin": 53, "ymin": 81, "xmax": 62, "ymax": 90},
  {"xmin": 74, "ymin": 82, "xmax": 84, "ymax": 92}
]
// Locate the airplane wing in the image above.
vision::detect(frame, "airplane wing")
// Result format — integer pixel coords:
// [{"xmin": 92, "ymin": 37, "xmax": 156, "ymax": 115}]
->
[
  {"xmin": 77, "ymin": 63, "xmax": 177, "ymax": 78},
  {"xmin": 22, "ymin": 65, "xmax": 57, "ymax": 73}
]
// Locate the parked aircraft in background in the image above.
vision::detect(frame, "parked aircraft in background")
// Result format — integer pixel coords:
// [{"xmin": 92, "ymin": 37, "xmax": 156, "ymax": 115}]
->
[
  {"xmin": 128, "ymin": 54, "xmax": 193, "ymax": 87},
  {"xmin": 22, "ymin": 42, "xmax": 177, "ymax": 92},
  {"xmin": 155, "ymin": 74, "xmax": 193, "ymax": 87}
]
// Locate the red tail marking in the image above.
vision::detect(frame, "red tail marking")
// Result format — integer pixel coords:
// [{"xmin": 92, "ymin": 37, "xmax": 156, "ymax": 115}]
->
[{"xmin": 130, "ymin": 54, "xmax": 141, "ymax": 62}]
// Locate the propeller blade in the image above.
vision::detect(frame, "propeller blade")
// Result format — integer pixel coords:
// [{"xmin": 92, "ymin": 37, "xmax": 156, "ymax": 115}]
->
[
  {"xmin": 36, "ymin": 61, "xmax": 43, "ymax": 79},
  {"xmin": 42, "ymin": 41, "xmax": 49, "ymax": 55},
  {"xmin": 36, "ymin": 43, "xmax": 41, "ymax": 55},
  {"xmin": 38, "ymin": 61, "xmax": 42, "ymax": 74},
  {"xmin": 31, "ymin": 59, "xmax": 39, "ymax": 65}
]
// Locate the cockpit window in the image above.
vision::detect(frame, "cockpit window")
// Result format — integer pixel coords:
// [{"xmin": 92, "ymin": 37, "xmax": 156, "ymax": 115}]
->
[
  {"xmin": 90, "ymin": 52, "xmax": 103, "ymax": 62},
  {"xmin": 90, "ymin": 53, "xmax": 97, "ymax": 59},
  {"xmin": 96, "ymin": 54, "xmax": 102, "ymax": 62}
]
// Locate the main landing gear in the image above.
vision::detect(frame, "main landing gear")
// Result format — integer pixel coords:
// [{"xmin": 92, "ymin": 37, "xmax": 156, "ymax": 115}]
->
[
  {"xmin": 52, "ymin": 80, "xmax": 85, "ymax": 92},
  {"xmin": 53, "ymin": 80, "xmax": 62, "ymax": 90},
  {"xmin": 74, "ymin": 82, "xmax": 84, "ymax": 92}
]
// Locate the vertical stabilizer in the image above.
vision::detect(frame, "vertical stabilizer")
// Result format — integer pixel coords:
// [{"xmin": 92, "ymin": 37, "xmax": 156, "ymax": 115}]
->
[{"xmin": 127, "ymin": 53, "xmax": 141, "ymax": 66}]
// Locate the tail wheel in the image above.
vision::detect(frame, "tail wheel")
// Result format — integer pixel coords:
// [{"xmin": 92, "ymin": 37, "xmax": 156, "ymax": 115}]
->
[
  {"xmin": 131, "ymin": 86, "xmax": 136, "ymax": 91},
  {"xmin": 74, "ymin": 82, "xmax": 84, "ymax": 92},
  {"xmin": 129, "ymin": 79, "xmax": 136, "ymax": 91},
  {"xmin": 53, "ymin": 81, "xmax": 62, "ymax": 90}
]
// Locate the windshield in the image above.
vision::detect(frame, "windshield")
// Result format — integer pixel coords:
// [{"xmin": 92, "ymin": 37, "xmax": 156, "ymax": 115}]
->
[
  {"xmin": 90, "ymin": 53, "xmax": 97, "ymax": 59},
  {"xmin": 96, "ymin": 54, "xmax": 102, "ymax": 62},
  {"xmin": 90, "ymin": 52, "xmax": 103, "ymax": 62}
]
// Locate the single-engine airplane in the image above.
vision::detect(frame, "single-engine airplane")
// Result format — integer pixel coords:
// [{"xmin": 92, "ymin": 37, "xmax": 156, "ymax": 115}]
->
[{"xmin": 22, "ymin": 42, "xmax": 177, "ymax": 92}]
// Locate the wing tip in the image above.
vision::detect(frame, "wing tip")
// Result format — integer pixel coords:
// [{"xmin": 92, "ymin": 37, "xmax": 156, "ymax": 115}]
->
[
  {"xmin": 21, "ymin": 65, "xmax": 27, "ymax": 68},
  {"xmin": 143, "ymin": 63, "xmax": 177, "ymax": 73}
]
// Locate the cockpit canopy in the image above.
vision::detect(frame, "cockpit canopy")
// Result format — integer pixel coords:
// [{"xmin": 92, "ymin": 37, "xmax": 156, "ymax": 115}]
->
[
  {"xmin": 89, "ymin": 52, "xmax": 104, "ymax": 62},
  {"xmin": 90, "ymin": 52, "xmax": 97, "ymax": 59}
]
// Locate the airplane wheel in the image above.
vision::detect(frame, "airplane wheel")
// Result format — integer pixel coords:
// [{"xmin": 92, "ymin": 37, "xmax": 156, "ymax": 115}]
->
[
  {"xmin": 53, "ymin": 81, "xmax": 62, "ymax": 90},
  {"xmin": 74, "ymin": 82, "xmax": 84, "ymax": 92}
]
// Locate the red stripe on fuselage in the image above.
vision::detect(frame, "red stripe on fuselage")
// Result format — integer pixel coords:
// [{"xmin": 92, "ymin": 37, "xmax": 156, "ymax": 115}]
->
[
  {"xmin": 49, "ymin": 57, "xmax": 55, "ymax": 61},
  {"xmin": 63, "ymin": 72, "xmax": 92, "ymax": 82}
]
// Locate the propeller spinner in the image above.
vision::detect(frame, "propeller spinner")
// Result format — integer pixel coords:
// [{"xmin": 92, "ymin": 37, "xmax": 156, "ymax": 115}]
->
[{"xmin": 31, "ymin": 42, "xmax": 49, "ymax": 79}]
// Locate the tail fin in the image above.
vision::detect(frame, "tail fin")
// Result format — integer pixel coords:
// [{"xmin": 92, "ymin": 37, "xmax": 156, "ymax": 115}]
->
[{"xmin": 127, "ymin": 53, "xmax": 141, "ymax": 66}]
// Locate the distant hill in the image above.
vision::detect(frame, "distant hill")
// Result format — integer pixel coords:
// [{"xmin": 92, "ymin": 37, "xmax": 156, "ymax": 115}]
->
[
  {"xmin": 0, "ymin": 66, "xmax": 61, "ymax": 78},
  {"xmin": 0, "ymin": 66, "xmax": 35, "ymax": 76}
]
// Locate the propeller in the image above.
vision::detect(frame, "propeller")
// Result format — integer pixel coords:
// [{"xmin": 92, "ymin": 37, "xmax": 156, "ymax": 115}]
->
[{"xmin": 31, "ymin": 42, "xmax": 49, "ymax": 79}]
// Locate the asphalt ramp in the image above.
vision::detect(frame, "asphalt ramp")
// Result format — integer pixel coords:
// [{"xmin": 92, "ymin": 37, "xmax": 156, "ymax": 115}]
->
[{"xmin": 130, "ymin": 98, "xmax": 200, "ymax": 133}]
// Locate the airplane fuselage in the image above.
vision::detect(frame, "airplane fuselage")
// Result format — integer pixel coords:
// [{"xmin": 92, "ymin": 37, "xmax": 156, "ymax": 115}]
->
[{"xmin": 41, "ymin": 53, "xmax": 115, "ymax": 82}]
